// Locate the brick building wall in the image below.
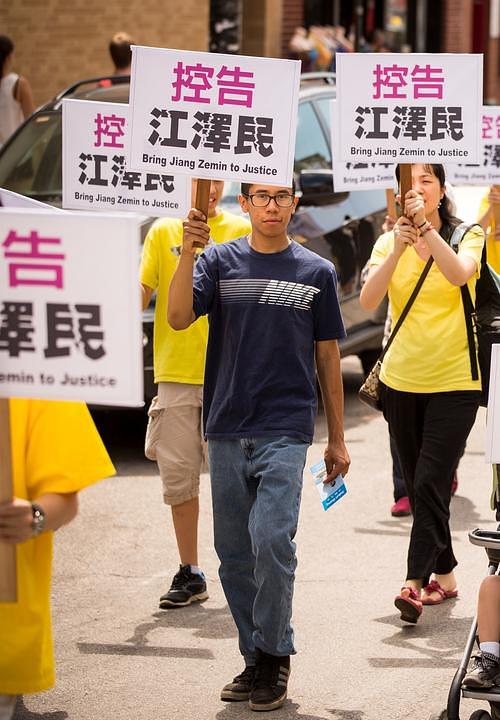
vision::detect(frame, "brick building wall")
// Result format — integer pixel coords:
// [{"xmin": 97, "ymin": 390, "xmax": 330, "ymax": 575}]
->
[
  {"xmin": 241, "ymin": 0, "xmax": 283, "ymax": 58},
  {"xmin": 281, "ymin": 0, "xmax": 304, "ymax": 58},
  {"xmin": 442, "ymin": 0, "xmax": 474, "ymax": 52},
  {"xmin": 0, "ymin": 0, "xmax": 209, "ymax": 107}
]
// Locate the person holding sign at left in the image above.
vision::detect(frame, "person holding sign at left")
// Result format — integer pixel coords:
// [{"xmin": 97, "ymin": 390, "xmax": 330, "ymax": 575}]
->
[
  {"xmin": 140, "ymin": 179, "xmax": 250, "ymax": 609},
  {"xmin": 0, "ymin": 399, "xmax": 115, "ymax": 720}
]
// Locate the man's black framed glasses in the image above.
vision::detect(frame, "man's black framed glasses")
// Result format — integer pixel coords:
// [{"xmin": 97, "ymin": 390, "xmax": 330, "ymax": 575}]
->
[{"xmin": 243, "ymin": 192, "xmax": 295, "ymax": 208}]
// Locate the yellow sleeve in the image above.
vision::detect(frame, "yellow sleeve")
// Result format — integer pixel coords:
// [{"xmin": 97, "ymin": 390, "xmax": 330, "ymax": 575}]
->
[
  {"xmin": 459, "ymin": 226, "xmax": 485, "ymax": 278},
  {"xmin": 140, "ymin": 222, "xmax": 160, "ymax": 291},
  {"xmin": 25, "ymin": 400, "xmax": 115, "ymax": 498},
  {"xmin": 369, "ymin": 231, "xmax": 393, "ymax": 267}
]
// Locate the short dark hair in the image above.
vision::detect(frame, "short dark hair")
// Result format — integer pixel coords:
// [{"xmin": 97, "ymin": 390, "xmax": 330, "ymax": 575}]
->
[
  {"xmin": 109, "ymin": 32, "xmax": 134, "ymax": 70},
  {"xmin": 241, "ymin": 180, "xmax": 295, "ymax": 196}
]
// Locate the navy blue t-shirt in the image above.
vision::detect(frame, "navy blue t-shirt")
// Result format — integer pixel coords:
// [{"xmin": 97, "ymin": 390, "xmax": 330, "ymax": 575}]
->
[{"xmin": 193, "ymin": 236, "xmax": 346, "ymax": 443}]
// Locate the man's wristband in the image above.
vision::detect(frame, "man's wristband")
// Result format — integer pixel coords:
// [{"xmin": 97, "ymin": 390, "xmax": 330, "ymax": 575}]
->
[{"xmin": 416, "ymin": 220, "xmax": 428, "ymax": 229}]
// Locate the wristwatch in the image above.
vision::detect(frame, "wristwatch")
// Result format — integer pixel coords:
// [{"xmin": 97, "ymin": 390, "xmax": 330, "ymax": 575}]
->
[{"xmin": 31, "ymin": 503, "xmax": 46, "ymax": 537}]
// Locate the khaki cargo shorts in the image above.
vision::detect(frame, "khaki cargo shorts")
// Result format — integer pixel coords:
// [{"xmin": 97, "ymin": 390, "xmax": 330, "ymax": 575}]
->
[{"xmin": 145, "ymin": 382, "xmax": 207, "ymax": 506}]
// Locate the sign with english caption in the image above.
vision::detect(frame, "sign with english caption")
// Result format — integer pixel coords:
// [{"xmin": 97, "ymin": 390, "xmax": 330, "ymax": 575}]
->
[
  {"xmin": 0, "ymin": 209, "xmax": 143, "ymax": 406},
  {"xmin": 62, "ymin": 99, "xmax": 190, "ymax": 216},
  {"xmin": 448, "ymin": 107, "xmax": 500, "ymax": 186},
  {"xmin": 330, "ymin": 100, "xmax": 396, "ymax": 192},
  {"xmin": 335, "ymin": 53, "xmax": 483, "ymax": 164},
  {"xmin": 128, "ymin": 46, "xmax": 301, "ymax": 186}
]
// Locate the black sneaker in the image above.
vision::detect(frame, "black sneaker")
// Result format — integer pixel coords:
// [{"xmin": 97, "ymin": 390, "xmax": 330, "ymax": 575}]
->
[
  {"xmin": 159, "ymin": 565, "xmax": 208, "ymax": 608},
  {"xmin": 220, "ymin": 665, "xmax": 256, "ymax": 702},
  {"xmin": 463, "ymin": 653, "xmax": 500, "ymax": 688},
  {"xmin": 249, "ymin": 649, "xmax": 290, "ymax": 712}
]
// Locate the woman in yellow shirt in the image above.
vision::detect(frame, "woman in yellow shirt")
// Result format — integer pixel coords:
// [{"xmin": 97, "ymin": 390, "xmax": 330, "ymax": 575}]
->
[
  {"xmin": 0, "ymin": 399, "xmax": 114, "ymax": 719},
  {"xmin": 478, "ymin": 185, "xmax": 500, "ymax": 274},
  {"xmin": 361, "ymin": 164, "xmax": 484, "ymax": 625}
]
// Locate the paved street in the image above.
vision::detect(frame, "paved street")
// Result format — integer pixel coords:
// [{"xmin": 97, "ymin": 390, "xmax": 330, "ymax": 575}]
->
[
  {"xmin": 15, "ymin": 185, "xmax": 496, "ymax": 720},
  {"xmin": 15, "ymin": 357, "xmax": 496, "ymax": 720}
]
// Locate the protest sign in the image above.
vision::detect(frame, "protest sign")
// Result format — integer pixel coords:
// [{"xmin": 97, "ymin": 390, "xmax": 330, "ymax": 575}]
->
[
  {"xmin": 128, "ymin": 46, "xmax": 300, "ymax": 186},
  {"xmin": 335, "ymin": 53, "xmax": 483, "ymax": 164},
  {"xmin": 330, "ymin": 101, "xmax": 396, "ymax": 192},
  {"xmin": 62, "ymin": 99, "xmax": 190, "ymax": 216},
  {"xmin": 448, "ymin": 107, "xmax": 500, "ymax": 185},
  {"xmin": 486, "ymin": 344, "xmax": 500, "ymax": 464},
  {"xmin": 0, "ymin": 209, "xmax": 143, "ymax": 406},
  {"xmin": 0, "ymin": 188, "xmax": 64, "ymax": 211}
]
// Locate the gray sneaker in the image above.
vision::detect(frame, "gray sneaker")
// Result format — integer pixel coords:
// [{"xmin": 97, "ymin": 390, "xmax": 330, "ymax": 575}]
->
[
  {"xmin": 464, "ymin": 653, "xmax": 500, "ymax": 689},
  {"xmin": 221, "ymin": 665, "xmax": 256, "ymax": 702}
]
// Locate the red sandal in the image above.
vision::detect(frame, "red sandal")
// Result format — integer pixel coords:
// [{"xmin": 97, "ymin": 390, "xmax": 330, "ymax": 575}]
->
[
  {"xmin": 394, "ymin": 586, "xmax": 423, "ymax": 624},
  {"xmin": 421, "ymin": 580, "xmax": 458, "ymax": 605}
]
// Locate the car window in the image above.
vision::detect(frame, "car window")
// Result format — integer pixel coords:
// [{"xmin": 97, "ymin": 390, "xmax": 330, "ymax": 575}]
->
[
  {"xmin": 0, "ymin": 112, "xmax": 62, "ymax": 203},
  {"xmin": 315, "ymin": 96, "xmax": 335, "ymax": 135},
  {"xmin": 294, "ymin": 101, "xmax": 331, "ymax": 173}
]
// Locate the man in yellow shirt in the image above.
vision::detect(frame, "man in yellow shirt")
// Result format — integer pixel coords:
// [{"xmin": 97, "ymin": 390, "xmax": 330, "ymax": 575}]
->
[
  {"xmin": 140, "ymin": 180, "xmax": 250, "ymax": 608},
  {"xmin": 478, "ymin": 185, "xmax": 500, "ymax": 274},
  {"xmin": 0, "ymin": 399, "xmax": 115, "ymax": 719}
]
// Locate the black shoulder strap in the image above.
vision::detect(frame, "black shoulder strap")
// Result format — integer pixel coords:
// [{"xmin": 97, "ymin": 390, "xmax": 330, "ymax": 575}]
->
[
  {"xmin": 449, "ymin": 223, "xmax": 482, "ymax": 382},
  {"xmin": 381, "ymin": 256, "xmax": 434, "ymax": 361}
]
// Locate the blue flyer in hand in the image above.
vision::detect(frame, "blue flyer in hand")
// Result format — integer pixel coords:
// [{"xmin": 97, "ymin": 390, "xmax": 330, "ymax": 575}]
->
[{"xmin": 309, "ymin": 459, "xmax": 347, "ymax": 511}]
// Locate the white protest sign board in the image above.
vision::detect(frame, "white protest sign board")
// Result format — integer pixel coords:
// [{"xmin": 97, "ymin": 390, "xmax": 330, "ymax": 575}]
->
[
  {"xmin": 128, "ymin": 46, "xmax": 300, "ymax": 186},
  {"xmin": 448, "ymin": 107, "xmax": 500, "ymax": 185},
  {"xmin": 62, "ymin": 99, "xmax": 190, "ymax": 217},
  {"xmin": 330, "ymin": 100, "xmax": 396, "ymax": 192},
  {"xmin": 486, "ymin": 344, "xmax": 500, "ymax": 464},
  {"xmin": 0, "ymin": 209, "xmax": 143, "ymax": 406},
  {"xmin": 335, "ymin": 53, "xmax": 483, "ymax": 164},
  {"xmin": 0, "ymin": 188, "xmax": 64, "ymax": 211}
]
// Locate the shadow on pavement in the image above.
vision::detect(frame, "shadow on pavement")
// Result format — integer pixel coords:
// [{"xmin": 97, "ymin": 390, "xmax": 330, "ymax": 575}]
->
[
  {"xmin": 77, "ymin": 602, "xmax": 236, "ymax": 660},
  {"xmin": 371, "ymin": 601, "xmax": 473, "ymax": 669},
  {"xmin": 216, "ymin": 701, "xmax": 364, "ymax": 719},
  {"xmin": 14, "ymin": 698, "xmax": 67, "ymax": 720}
]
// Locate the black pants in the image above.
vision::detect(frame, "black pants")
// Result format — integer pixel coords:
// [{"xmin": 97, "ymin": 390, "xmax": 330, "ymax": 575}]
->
[{"xmin": 380, "ymin": 383, "xmax": 480, "ymax": 583}]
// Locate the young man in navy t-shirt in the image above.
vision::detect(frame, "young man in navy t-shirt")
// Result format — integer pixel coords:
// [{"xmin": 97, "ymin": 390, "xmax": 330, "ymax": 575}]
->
[{"xmin": 168, "ymin": 182, "xmax": 350, "ymax": 712}]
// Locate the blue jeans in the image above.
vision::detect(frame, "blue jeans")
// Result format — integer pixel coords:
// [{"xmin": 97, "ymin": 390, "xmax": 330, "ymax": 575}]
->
[{"xmin": 208, "ymin": 436, "xmax": 309, "ymax": 664}]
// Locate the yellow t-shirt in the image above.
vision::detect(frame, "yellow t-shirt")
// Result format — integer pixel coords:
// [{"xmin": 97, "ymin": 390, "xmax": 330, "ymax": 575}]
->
[
  {"xmin": 370, "ymin": 227, "xmax": 484, "ymax": 393},
  {"xmin": 478, "ymin": 192, "xmax": 500, "ymax": 274},
  {"xmin": 140, "ymin": 210, "xmax": 251, "ymax": 384},
  {"xmin": 0, "ymin": 399, "xmax": 115, "ymax": 695}
]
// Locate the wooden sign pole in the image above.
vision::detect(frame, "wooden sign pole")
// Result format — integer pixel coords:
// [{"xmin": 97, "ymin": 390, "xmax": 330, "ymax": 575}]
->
[
  {"xmin": 385, "ymin": 188, "xmax": 397, "ymax": 220},
  {"xmin": 399, "ymin": 164, "xmax": 413, "ymax": 218},
  {"xmin": 0, "ymin": 398, "xmax": 17, "ymax": 603},
  {"xmin": 193, "ymin": 178, "xmax": 211, "ymax": 248}
]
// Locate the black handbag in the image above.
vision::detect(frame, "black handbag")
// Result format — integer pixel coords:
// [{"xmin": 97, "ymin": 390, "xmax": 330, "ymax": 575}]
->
[{"xmin": 358, "ymin": 256, "xmax": 434, "ymax": 410}]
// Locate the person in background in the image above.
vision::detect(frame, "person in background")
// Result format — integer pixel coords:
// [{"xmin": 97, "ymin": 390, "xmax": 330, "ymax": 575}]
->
[
  {"xmin": 361, "ymin": 164, "xmax": 484, "ymax": 624},
  {"xmin": 0, "ymin": 35, "xmax": 34, "ymax": 147},
  {"xmin": 108, "ymin": 31, "xmax": 134, "ymax": 76},
  {"xmin": 0, "ymin": 399, "xmax": 114, "ymax": 720},
  {"xmin": 140, "ymin": 180, "xmax": 250, "ymax": 609},
  {"xmin": 463, "ymin": 574, "xmax": 500, "ymax": 710},
  {"xmin": 478, "ymin": 185, "xmax": 500, "ymax": 274}
]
